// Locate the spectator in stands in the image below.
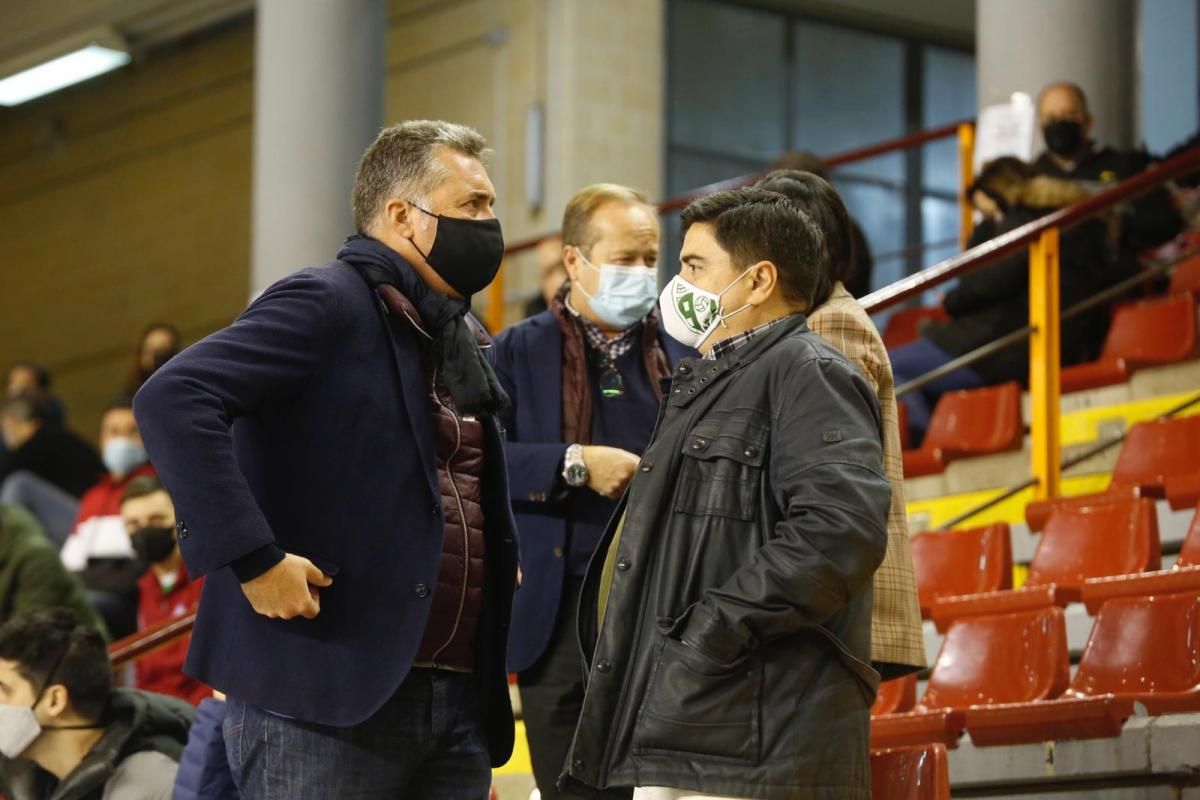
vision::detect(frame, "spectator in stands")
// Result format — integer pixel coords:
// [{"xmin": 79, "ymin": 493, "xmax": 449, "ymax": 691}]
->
[
  {"xmin": 62, "ymin": 399, "xmax": 155, "ymax": 641},
  {"xmin": 134, "ymin": 119, "xmax": 519, "ymax": 798},
  {"xmin": 1034, "ymin": 82, "xmax": 1182, "ymax": 263},
  {"xmin": 523, "ymin": 234, "xmax": 569, "ymax": 317},
  {"xmin": 6, "ymin": 362, "xmax": 66, "ymax": 430},
  {"xmin": 755, "ymin": 168, "xmax": 925, "ymax": 679},
  {"xmin": 0, "ymin": 504, "xmax": 104, "ymax": 632},
  {"xmin": 1, "ymin": 395, "xmax": 105, "ymax": 548},
  {"xmin": 890, "ymin": 157, "xmax": 1110, "ymax": 441},
  {"xmin": 119, "ymin": 476, "xmax": 208, "ymax": 706},
  {"xmin": 561, "ymin": 189, "xmax": 889, "ymax": 799},
  {"xmin": 495, "ymin": 184, "xmax": 690, "ymax": 799},
  {"xmin": 125, "ymin": 324, "xmax": 181, "ymax": 397},
  {"xmin": 0, "ymin": 610, "xmax": 192, "ymax": 800},
  {"xmin": 770, "ymin": 149, "xmax": 875, "ymax": 297}
]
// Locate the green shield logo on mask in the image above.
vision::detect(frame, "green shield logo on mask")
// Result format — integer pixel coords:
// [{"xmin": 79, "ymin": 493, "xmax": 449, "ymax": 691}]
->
[{"xmin": 672, "ymin": 281, "xmax": 716, "ymax": 334}]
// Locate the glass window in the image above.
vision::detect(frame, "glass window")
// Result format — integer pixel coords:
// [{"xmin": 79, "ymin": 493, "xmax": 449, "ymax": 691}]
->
[{"xmin": 922, "ymin": 46, "xmax": 976, "ymax": 194}]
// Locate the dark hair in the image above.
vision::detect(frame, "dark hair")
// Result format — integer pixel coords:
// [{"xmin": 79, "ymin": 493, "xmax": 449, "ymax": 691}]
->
[
  {"xmin": 0, "ymin": 610, "xmax": 111, "ymax": 721},
  {"xmin": 2, "ymin": 392, "xmax": 48, "ymax": 424},
  {"xmin": 103, "ymin": 395, "xmax": 136, "ymax": 416},
  {"xmin": 7, "ymin": 361, "xmax": 52, "ymax": 390},
  {"xmin": 767, "ymin": 150, "xmax": 827, "ymax": 179},
  {"xmin": 680, "ymin": 187, "xmax": 830, "ymax": 310},
  {"xmin": 121, "ymin": 474, "xmax": 167, "ymax": 505},
  {"xmin": 755, "ymin": 169, "xmax": 856, "ymax": 292},
  {"xmin": 127, "ymin": 323, "xmax": 181, "ymax": 396}
]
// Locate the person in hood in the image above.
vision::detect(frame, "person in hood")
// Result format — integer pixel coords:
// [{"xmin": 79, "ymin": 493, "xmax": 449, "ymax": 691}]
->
[
  {"xmin": 1033, "ymin": 82, "xmax": 1181, "ymax": 264},
  {"xmin": 496, "ymin": 183, "xmax": 691, "ymax": 800},
  {"xmin": 0, "ymin": 609, "xmax": 193, "ymax": 800},
  {"xmin": 133, "ymin": 119, "xmax": 519, "ymax": 798},
  {"xmin": 889, "ymin": 156, "xmax": 1110, "ymax": 442},
  {"xmin": 61, "ymin": 399, "xmax": 155, "ymax": 640},
  {"xmin": 560, "ymin": 188, "xmax": 890, "ymax": 800},
  {"xmin": 119, "ymin": 476, "xmax": 207, "ymax": 706}
]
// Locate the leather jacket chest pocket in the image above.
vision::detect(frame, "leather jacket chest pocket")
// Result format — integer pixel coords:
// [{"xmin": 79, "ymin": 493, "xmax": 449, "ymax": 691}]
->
[{"xmin": 674, "ymin": 416, "xmax": 768, "ymax": 521}]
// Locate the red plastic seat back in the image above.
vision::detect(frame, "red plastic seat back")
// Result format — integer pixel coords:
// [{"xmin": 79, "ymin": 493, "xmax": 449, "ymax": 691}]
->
[
  {"xmin": 871, "ymin": 744, "xmax": 951, "ymax": 800},
  {"xmin": 922, "ymin": 382, "xmax": 1023, "ymax": 458},
  {"xmin": 1027, "ymin": 498, "xmax": 1161, "ymax": 593},
  {"xmin": 1070, "ymin": 592, "xmax": 1200, "ymax": 698},
  {"xmin": 884, "ymin": 306, "xmax": 950, "ymax": 350},
  {"xmin": 1100, "ymin": 293, "xmax": 1197, "ymax": 364},
  {"xmin": 873, "ymin": 674, "xmax": 918, "ymax": 716},
  {"xmin": 1180, "ymin": 505, "xmax": 1200, "ymax": 568},
  {"xmin": 919, "ymin": 607, "xmax": 1069, "ymax": 711},
  {"xmin": 1111, "ymin": 415, "xmax": 1200, "ymax": 492},
  {"xmin": 911, "ymin": 525, "xmax": 1013, "ymax": 613}
]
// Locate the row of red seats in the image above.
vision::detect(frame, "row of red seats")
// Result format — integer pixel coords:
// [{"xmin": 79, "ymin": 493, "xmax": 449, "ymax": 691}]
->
[
  {"xmin": 896, "ymin": 290, "xmax": 1199, "ymax": 478},
  {"xmin": 872, "ymin": 590, "xmax": 1200, "ymax": 749}
]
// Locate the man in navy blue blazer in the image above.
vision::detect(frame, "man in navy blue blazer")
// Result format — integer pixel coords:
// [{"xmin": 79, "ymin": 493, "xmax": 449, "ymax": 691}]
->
[
  {"xmin": 494, "ymin": 184, "xmax": 691, "ymax": 799},
  {"xmin": 133, "ymin": 120, "xmax": 519, "ymax": 799}
]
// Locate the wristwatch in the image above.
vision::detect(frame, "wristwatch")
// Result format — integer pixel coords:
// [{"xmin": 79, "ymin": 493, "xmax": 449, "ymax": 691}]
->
[{"xmin": 562, "ymin": 443, "xmax": 589, "ymax": 488}]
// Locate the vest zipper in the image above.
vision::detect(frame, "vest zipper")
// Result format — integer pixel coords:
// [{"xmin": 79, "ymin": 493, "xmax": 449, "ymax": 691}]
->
[{"xmin": 429, "ymin": 367, "xmax": 472, "ymax": 666}]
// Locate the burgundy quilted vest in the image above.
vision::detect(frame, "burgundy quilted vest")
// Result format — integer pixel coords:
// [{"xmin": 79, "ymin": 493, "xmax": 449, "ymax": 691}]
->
[{"xmin": 413, "ymin": 374, "xmax": 488, "ymax": 671}]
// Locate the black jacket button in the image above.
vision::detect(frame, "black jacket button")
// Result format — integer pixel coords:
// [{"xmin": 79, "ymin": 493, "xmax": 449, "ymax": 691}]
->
[
  {"xmin": 415, "ymin": 583, "xmax": 430, "ymax": 598},
  {"xmin": 616, "ymin": 557, "xmax": 631, "ymax": 571},
  {"xmin": 596, "ymin": 659, "xmax": 612, "ymax": 674},
  {"xmin": 175, "ymin": 521, "xmax": 189, "ymax": 539}
]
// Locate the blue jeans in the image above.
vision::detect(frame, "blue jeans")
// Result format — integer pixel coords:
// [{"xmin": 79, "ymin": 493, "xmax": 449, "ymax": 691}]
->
[
  {"xmin": 0, "ymin": 470, "xmax": 79, "ymax": 548},
  {"xmin": 223, "ymin": 669, "xmax": 491, "ymax": 799},
  {"xmin": 889, "ymin": 337, "xmax": 984, "ymax": 441}
]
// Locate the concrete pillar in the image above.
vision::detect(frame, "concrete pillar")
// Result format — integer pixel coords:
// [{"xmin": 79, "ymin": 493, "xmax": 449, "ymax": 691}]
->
[
  {"xmin": 976, "ymin": 0, "xmax": 1136, "ymax": 150},
  {"xmin": 251, "ymin": 0, "xmax": 385, "ymax": 295}
]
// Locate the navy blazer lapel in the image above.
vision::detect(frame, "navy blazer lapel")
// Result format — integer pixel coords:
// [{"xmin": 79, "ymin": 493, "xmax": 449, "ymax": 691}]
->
[
  {"xmin": 372, "ymin": 298, "xmax": 437, "ymax": 497},
  {"xmin": 524, "ymin": 319, "xmax": 564, "ymax": 443}
]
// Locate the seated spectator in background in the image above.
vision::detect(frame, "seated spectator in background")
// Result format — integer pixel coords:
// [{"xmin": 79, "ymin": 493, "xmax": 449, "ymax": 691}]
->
[
  {"xmin": 890, "ymin": 157, "xmax": 1110, "ymax": 441},
  {"xmin": 0, "ymin": 504, "xmax": 105, "ymax": 633},
  {"xmin": 0, "ymin": 610, "xmax": 193, "ymax": 800},
  {"xmin": 119, "ymin": 476, "xmax": 208, "ymax": 706},
  {"xmin": 770, "ymin": 149, "xmax": 875, "ymax": 297},
  {"xmin": 523, "ymin": 234, "xmax": 569, "ymax": 317},
  {"xmin": 1, "ymin": 395, "xmax": 104, "ymax": 547},
  {"xmin": 6, "ymin": 362, "xmax": 66, "ymax": 431},
  {"xmin": 125, "ymin": 324, "xmax": 181, "ymax": 397},
  {"xmin": 755, "ymin": 168, "xmax": 925, "ymax": 679},
  {"xmin": 1034, "ymin": 82, "xmax": 1182, "ymax": 264},
  {"xmin": 62, "ymin": 399, "xmax": 155, "ymax": 640}
]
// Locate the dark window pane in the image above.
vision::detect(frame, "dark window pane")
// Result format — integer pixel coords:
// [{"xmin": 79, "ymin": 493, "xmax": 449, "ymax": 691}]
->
[{"xmin": 922, "ymin": 46, "xmax": 976, "ymax": 193}]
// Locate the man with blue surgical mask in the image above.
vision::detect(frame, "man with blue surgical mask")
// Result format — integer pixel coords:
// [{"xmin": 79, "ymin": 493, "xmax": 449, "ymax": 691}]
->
[{"xmin": 494, "ymin": 183, "xmax": 691, "ymax": 799}]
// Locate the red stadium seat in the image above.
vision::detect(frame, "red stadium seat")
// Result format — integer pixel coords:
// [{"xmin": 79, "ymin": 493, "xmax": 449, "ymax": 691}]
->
[
  {"xmin": 1060, "ymin": 293, "xmax": 1198, "ymax": 393},
  {"xmin": 910, "ymin": 525, "xmax": 1012, "ymax": 618},
  {"xmin": 873, "ymin": 674, "xmax": 919, "ymax": 717},
  {"xmin": 1080, "ymin": 504, "xmax": 1200, "ymax": 613},
  {"xmin": 1025, "ymin": 415, "xmax": 1200, "ymax": 531},
  {"xmin": 871, "ymin": 744, "xmax": 951, "ymax": 800},
  {"xmin": 883, "ymin": 306, "xmax": 950, "ymax": 350},
  {"xmin": 871, "ymin": 607, "xmax": 1069, "ymax": 749},
  {"xmin": 1169, "ymin": 252, "xmax": 1200, "ymax": 297},
  {"xmin": 964, "ymin": 592, "xmax": 1200, "ymax": 746},
  {"xmin": 930, "ymin": 499, "xmax": 1159, "ymax": 629},
  {"xmin": 903, "ymin": 383, "xmax": 1023, "ymax": 478}
]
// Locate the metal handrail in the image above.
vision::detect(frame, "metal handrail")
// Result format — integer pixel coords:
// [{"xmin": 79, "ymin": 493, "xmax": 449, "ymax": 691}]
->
[{"xmin": 108, "ymin": 610, "xmax": 196, "ymax": 669}]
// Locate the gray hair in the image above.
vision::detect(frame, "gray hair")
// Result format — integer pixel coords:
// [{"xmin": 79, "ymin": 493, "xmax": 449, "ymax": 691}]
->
[{"xmin": 351, "ymin": 120, "xmax": 492, "ymax": 235}]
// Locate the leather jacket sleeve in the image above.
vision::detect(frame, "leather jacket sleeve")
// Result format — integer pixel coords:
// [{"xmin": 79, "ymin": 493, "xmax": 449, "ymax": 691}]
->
[{"xmin": 681, "ymin": 356, "xmax": 891, "ymax": 664}]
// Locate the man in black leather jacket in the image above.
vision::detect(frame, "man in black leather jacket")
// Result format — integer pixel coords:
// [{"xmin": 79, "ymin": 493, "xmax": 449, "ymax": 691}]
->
[{"xmin": 560, "ymin": 188, "xmax": 891, "ymax": 800}]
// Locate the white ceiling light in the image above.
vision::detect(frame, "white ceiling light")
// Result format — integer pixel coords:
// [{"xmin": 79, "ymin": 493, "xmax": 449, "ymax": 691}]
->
[{"xmin": 0, "ymin": 28, "xmax": 131, "ymax": 107}]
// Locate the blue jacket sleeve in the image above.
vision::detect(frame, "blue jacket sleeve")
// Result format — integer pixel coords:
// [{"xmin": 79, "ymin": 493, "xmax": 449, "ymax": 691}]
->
[
  {"xmin": 134, "ymin": 269, "xmax": 346, "ymax": 579},
  {"xmin": 492, "ymin": 327, "xmax": 567, "ymax": 504}
]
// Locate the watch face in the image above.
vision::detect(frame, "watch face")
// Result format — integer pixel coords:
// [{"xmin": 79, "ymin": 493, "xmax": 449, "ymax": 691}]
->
[{"xmin": 566, "ymin": 463, "xmax": 588, "ymax": 487}]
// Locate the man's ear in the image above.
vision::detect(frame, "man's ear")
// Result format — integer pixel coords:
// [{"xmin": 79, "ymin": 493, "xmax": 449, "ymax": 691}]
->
[
  {"xmin": 749, "ymin": 260, "xmax": 778, "ymax": 302},
  {"xmin": 563, "ymin": 244, "xmax": 584, "ymax": 285},
  {"xmin": 382, "ymin": 198, "xmax": 416, "ymax": 239},
  {"xmin": 42, "ymin": 684, "xmax": 70, "ymax": 719}
]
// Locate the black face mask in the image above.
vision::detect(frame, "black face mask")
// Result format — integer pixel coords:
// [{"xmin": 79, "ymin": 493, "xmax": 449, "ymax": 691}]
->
[
  {"xmin": 130, "ymin": 526, "xmax": 177, "ymax": 564},
  {"xmin": 1043, "ymin": 120, "xmax": 1086, "ymax": 158},
  {"xmin": 410, "ymin": 205, "xmax": 504, "ymax": 298}
]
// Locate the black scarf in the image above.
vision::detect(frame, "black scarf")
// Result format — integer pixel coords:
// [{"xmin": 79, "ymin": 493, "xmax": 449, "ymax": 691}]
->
[{"xmin": 337, "ymin": 236, "xmax": 509, "ymax": 418}]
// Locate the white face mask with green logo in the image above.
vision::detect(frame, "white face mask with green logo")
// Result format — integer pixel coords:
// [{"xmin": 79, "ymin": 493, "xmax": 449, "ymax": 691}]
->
[{"xmin": 658, "ymin": 265, "xmax": 756, "ymax": 350}]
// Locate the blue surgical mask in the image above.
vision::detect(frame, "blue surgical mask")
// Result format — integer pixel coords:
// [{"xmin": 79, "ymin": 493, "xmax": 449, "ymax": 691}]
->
[
  {"xmin": 102, "ymin": 436, "xmax": 147, "ymax": 479},
  {"xmin": 573, "ymin": 247, "xmax": 659, "ymax": 329}
]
